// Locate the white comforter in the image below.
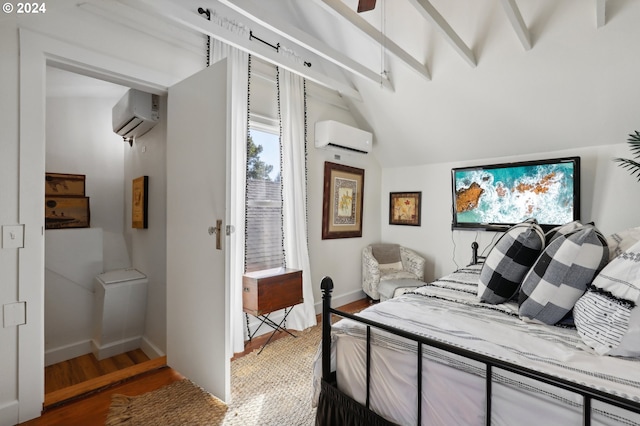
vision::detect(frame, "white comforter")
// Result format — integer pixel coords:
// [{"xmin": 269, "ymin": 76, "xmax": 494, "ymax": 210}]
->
[{"xmin": 315, "ymin": 265, "xmax": 640, "ymax": 425}]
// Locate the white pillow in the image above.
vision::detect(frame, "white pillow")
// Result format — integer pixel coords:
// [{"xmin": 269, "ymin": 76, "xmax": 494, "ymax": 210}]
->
[
  {"xmin": 378, "ymin": 261, "xmax": 403, "ymax": 271},
  {"xmin": 574, "ymin": 240, "xmax": 640, "ymax": 356},
  {"xmin": 607, "ymin": 226, "xmax": 640, "ymax": 261}
]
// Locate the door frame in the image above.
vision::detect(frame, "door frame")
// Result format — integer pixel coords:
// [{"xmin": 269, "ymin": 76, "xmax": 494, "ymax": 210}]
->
[{"xmin": 17, "ymin": 28, "xmax": 177, "ymax": 423}]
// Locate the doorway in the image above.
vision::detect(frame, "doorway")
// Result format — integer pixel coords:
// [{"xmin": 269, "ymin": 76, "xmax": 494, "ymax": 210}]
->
[{"xmin": 43, "ymin": 66, "xmax": 167, "ymax": 407}]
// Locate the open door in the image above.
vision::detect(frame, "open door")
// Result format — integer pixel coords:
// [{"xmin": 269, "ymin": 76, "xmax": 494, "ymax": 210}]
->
[{"xmin": 166, "ymin": 58, "xmax": 230, "ymax": 402}]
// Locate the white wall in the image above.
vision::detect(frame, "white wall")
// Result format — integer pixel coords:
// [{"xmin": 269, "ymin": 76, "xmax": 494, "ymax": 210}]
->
[
  {"xmin": 306, "ymin": 87, "xmax": 382, "ymax": 310},
  {"xmin": 248, "ymin": 60, "xmax": 382, "ymax": 311},
  {"xmin": 43, "ymin": 92, "xmax": 168, "ymax": 362},
  {"xmin": 1, "ymin": 3, "xmax": 203, "ymax": 421},
  {"xmin": 381, "ymin": 143, "xmax": 640, "ymax": 282},
  {"xmin": 46, "ymin": 95, "xmax": 130, "ymax": 266},
  {"xmin": 0, "ymin": 24, "xmax": 20, "ymax": 425},
  {"xmin": 123, "ymin": 97, "xmax": 168, "ymax": 358}
]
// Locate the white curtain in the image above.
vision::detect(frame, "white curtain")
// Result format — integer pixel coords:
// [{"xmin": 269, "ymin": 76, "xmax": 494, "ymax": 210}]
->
[
  {"xmin": 279, "ymin": 69, "xmax": 317, "ymax": 330},
  {"xmin": 211, "ymin": 40, "xmax": 248, "ymax": 355}
]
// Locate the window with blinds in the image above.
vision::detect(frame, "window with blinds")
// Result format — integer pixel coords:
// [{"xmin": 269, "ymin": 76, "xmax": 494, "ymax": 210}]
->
[{"xmin": 244, "ymin": 127, "xmax": 284, "ymax": 272}]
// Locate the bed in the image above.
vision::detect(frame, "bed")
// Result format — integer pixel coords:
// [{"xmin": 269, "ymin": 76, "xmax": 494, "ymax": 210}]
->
[{"xmin": 313, "ymin": 223, "xmax": 640, "ymax": 426}]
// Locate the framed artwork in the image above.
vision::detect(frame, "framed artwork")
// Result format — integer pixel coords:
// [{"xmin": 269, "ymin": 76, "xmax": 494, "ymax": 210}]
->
[
  {"xmin": 322, "ymin": 162, "xmax": 364, "ymax": 239},
  {"xmin": 132, "ymin": 176, "xmax": 148, "ymax": 229},
  {"xmin": 389, "ymin": 191, "xmax": 421, "ymax": 226},
  {"xmin": 45, "ymin": 196, "xmax": 90, "ymax": 229},
  {"xmin": 45, "ymin": 173, "xmax": 86, "ymax": 197}
]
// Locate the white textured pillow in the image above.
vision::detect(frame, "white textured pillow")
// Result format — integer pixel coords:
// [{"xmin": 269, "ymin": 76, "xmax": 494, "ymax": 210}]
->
[
  {"xmin": 607, "ymin": 226, "xmax": 640, "ymax": 261},
  {"xmin": 378, "ymin": 261, "xmax": 403, "ymax": 271},
  {"xmin": 574, "ymin": 240, "xmax": 640, "ymax": 357}
]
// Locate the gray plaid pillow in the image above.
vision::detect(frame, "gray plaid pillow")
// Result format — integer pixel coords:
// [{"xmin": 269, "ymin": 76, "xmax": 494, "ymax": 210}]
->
[
  {"xmin": 518, "ymin": 225, "xmax": 609, "ymax": 325},
  {"xmin": 478, "ymin": 220, "xmax": 545, "ymax": 304},
  {"xmin": 544, "ymin": 220, "xmax": 584, "ymax": 245}
]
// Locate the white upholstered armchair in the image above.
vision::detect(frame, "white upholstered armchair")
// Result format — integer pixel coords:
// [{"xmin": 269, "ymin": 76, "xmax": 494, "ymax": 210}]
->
[{"xmin": 362, "ymin": 243, "xmax": 425, "ymax": 300}]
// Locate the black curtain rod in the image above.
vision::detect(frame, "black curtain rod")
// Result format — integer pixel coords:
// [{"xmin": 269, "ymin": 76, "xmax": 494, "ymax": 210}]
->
[{"xmin": 250, "ymin": 31, "xmax": 279, "ymax": 52}]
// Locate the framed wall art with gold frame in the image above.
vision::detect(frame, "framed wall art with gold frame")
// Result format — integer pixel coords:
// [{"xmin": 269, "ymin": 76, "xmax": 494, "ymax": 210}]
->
[
  {"xmin": 132, "ymin": 176, "xmax": 148, "ymax": 229},
  {"xmin": 322, "ymin": 162, "xmax": 364, "ymax": 239}
]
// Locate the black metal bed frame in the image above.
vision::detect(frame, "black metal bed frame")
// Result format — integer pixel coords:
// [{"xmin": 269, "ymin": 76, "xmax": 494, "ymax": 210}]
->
[{"xmin": 318, "ymin": 276, "xmax": 640, "ymax": 426}]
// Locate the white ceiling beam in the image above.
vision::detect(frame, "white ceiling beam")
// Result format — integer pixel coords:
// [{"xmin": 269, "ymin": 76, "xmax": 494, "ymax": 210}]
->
[
  {"xmin": 312, "ymin": 0, "xmax": 430, "ymax": 81},
  {"xmin": 130, "ymin": 0, "xmax": 362, "ymax": 100},
  {"xmin": 219, "ymin": 0, "xmax": 393, "ymax": 91},
  {"xmin": 405, "ymin": 0, "xmax": 476, "ymax": 67},
  {"xmin": 500, "ymin": 0, "xmax": 531, "ymax": 50},
  {"xmin": 596, "ymin": 0, "xmax": 606, "ymax": 28}
]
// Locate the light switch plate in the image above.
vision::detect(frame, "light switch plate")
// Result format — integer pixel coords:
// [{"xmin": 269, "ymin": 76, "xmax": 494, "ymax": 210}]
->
[
  {"xmin": 2, "ymin": 225, "xmax": 24, "ymax": 249},
  {"xmin": 3, "ymin": 302, "xmax": 26, "ymax": 327}
]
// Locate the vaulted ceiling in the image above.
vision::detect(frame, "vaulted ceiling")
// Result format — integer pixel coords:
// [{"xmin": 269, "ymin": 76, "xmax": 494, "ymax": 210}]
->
[{"xmin": 72, "ymin": 0, "xmax": 640, "ymax": 167}]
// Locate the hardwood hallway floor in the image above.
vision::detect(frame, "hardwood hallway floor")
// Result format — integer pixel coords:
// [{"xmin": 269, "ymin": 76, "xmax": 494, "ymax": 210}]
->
[
  {"xmin": 21, "ymin": 298, "xmax": 371, "ymax": 425},
  {"xmin": 46, "ymin": 349, "xmax": 151, "ymax": 394}
]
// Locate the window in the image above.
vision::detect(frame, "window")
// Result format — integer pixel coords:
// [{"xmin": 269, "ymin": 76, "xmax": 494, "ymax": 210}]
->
[{"xmin": 244, "ymin": 125, "xmax": 284, "ymax": 272}]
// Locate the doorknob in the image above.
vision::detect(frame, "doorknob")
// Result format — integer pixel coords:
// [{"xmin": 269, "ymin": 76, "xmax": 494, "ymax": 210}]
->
[{"xmin": 208, "ymin": 219, "xmax": 223, "ymax": 250}]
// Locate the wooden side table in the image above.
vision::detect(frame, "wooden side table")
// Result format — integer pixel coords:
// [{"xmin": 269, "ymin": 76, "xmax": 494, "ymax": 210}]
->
[{"xmin": 242, "ymin": 267, "xmax": 303, "ymax": 354}]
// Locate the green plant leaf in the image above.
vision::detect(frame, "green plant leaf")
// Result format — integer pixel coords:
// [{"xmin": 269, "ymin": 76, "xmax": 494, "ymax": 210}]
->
[
  {"xmin": 614, "ymin": 130, "xmax": 640, "ymax": 181},
  {"xmin": 613, "ymin": 158, "xmax": 640, "ymax": 181}
]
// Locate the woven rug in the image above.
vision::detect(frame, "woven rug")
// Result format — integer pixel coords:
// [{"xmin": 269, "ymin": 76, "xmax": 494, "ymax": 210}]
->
[{"xmin": 106, "ymin": 324, "xmax": 321, "ymax": 425}]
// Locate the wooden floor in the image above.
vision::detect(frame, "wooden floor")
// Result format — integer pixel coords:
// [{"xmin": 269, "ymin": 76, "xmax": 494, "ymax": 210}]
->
[
  {"xmin": 45, "ymin": 349, "xmax": 151, "ymax": 394},
  {"xmin": 20, "ymin": 298, "xmax": 370, "ymax": 426}
]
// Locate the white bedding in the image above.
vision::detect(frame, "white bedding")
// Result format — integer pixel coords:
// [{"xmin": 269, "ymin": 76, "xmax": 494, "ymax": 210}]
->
[{"xmin": 315, "ymin": 265, "xmax": 640, "ymax": 425}]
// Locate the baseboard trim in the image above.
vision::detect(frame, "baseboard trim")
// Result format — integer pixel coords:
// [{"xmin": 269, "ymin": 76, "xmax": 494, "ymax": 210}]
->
[
  {"xmin": 0, "ymin": 400, "xmax": 18, "ymax": 426},
  {"xmin": 314, "ymin": 288, "xmax": 366, "ymax": 315},
  {"xmin": 45, "ymin": 340, "xmax": 93, "ymax": 367},
  {"xmin": 140, "ymin": 336, "xmax": 165, "ymax": 359}
]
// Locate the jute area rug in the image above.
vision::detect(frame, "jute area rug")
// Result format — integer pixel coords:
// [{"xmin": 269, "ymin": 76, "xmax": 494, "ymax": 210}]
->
[{"xmin": 105, "ymin": 324, "xmax": 321, "ymax": 425}]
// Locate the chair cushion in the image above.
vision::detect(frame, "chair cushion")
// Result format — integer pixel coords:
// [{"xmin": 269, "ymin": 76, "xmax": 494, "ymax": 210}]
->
[
  {"xmin": 380, "ymin": 270, "xmax": 418, "ymax": 281},
  {"xmin": 371, "ymin": 244, "xmax": 401, "ymax": 264},
  {"xmin": 574, "ymin": 240, "xmax": 640, "ymax": 357},
  {"xmin": 518, "ymin": 225, "xmax": 609, "ymax": 325},
  {"xmin": 479, "ymin": 219, "xmax": 545, "ymax": 304},
  {"xmin": 379, "ymin": 278, "xmax": 423, "ymax": 301},
  {"xmin": 378, "ymin": 261, "xmax": 403, "ymax": 271}
]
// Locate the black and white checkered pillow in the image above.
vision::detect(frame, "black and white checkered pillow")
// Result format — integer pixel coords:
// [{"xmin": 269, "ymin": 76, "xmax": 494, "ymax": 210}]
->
[
  {"xmin": 518, "ymin": 225, "xmax": 609, "ymax": 325},
  {"xmin": 544, "ymin": 220, "xmax": 584, "ymax": 245},
  {"xmin": 574, "ymin": 240, "xmax": 640, "ymax": 357},
  {"xmin": 478, "ymin": 219, "xmax": 545, "ymax": 304}
]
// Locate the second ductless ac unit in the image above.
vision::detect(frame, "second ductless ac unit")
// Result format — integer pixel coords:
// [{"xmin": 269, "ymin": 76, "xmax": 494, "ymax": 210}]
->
[
  {"xmin": 314, "ymin": 120, "xmax": 372, "ymax": 154},
  {"xmin": 112, "ymin": 89, "xmax": 159, "ymax": 141}
]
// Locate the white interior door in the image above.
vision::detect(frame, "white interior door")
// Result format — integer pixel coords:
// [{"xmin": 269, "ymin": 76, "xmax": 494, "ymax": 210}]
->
[{"xmin": 166, "ymin": 58, "xmax": 230, "ymax": 402}]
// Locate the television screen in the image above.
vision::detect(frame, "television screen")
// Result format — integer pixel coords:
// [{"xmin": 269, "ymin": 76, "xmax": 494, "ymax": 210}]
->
[{"xmin": 452, "ymin": 157, "xmax": 580, "ymax": 232}]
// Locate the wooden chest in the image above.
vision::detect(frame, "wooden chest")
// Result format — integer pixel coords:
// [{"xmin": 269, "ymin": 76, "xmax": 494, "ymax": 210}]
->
[{"xmin": 242, "ymin": 268, "xmax": 303, "ymax": 316}]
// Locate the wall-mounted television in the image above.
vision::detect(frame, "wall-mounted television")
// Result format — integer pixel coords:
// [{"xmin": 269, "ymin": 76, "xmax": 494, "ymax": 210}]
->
[{"xmin": 452, "ymin": 156, "xmax": 580, "ymax": 232}]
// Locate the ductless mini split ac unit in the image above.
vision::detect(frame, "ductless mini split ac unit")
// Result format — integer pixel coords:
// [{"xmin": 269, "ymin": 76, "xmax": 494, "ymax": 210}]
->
[
  {"xmin": 314, "ymin": 120, "xmax": 372, "ymax": 154},
  {"xmin": 112, "ymin": 89, "xmax": 159, "ymax": 143}
]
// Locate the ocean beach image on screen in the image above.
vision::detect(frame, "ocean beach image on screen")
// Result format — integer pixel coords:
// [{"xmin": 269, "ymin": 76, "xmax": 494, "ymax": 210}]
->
[{"xmin": 454, "ymin": 160, "xmax": 576, "ymax": 227}]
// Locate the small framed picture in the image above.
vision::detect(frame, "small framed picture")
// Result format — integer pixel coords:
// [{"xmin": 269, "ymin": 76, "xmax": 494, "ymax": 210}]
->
[
  {"xmin": 322, "ymin": 162, "xmax": 365, "ymax": 239},
  {"xmin": 45, "ymin": 196, "xmax": 90, "ymax": 229},
  {"xmin": 389, "ymin": 192, "xmax": 421, "ymax": 226},
  {"xmin": 132, "ymin": 176, "xmax": 148, "ymax": 229}
]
